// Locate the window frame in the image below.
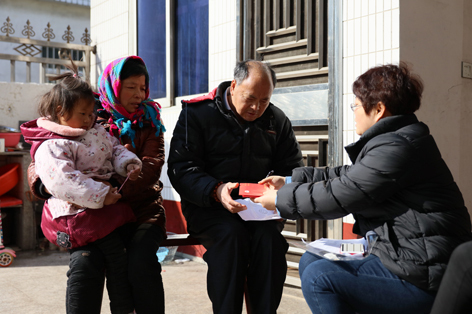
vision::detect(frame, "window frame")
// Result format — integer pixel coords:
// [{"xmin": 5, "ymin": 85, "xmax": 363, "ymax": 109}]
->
[{"xmin": 133, "ymin": 0, "xmax": 209, "ymax": 108}]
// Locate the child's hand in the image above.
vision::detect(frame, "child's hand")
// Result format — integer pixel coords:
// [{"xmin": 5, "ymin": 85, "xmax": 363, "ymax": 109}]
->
[
  {"xmin": 104, "ymin": 186, "xmax": 122, "ymax": 205},
  {"xmin": 126, "ymin": 164, "xmax": 141, "ymax": 181}
]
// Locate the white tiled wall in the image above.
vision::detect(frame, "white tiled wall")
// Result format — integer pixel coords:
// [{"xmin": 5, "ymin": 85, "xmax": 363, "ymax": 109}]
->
[
  {"xmin": 342, "ymin": 0, "xmax": 399, "ymax": 160},
  {"xmin": 208, "ymin": 0, "xmax": 237, "ymax": 89},
  {"xmin": 342, "ymin": 0, "xmax": 399, "ymax": 225},
  {"xmin": 90, "ymin": 0, "xmax": 131, "ymax": 88},
  {"xmin": 161, "ymin": 106, "xmax": 185, "ymax": 202}
]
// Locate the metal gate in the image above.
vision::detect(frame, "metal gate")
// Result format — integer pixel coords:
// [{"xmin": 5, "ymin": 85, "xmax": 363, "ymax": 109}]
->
[{"xmin": 0, "ymin": 17, "xmax": 95, "ymax": 84}]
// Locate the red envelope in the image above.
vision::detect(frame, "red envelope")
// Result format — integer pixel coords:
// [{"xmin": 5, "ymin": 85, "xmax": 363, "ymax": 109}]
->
[{"xmin": 239, "ymin": 183, "xmax": 267, "ymax": 198}]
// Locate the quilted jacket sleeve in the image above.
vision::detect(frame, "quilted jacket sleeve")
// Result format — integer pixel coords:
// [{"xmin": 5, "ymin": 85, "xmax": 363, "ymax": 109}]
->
[
  {"xmin": 276, "ymin": 134, "xmax": 413, "ymax": 220},
  {"xmin": 167, "ymin": 105, "xmax": 219, "ymax": 208},
  {"xmin": 27, "ymin": 161, "xmax": 51, "ymax": 200}
]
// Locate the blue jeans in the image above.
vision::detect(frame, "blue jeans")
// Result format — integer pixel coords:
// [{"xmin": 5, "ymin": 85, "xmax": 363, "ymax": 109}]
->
[{"xmin": 299, "ymin": 252, "xmax": 436, "ymax": 314}]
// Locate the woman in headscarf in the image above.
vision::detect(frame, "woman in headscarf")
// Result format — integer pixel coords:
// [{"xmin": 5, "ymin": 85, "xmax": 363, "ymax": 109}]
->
[
  {"xmin": 28, "ymin": 56, "xmax": 167, "ymax": 314},
  {"xmin": 94, "ymin": 56, "xmax": 167, "ymax": 314}
]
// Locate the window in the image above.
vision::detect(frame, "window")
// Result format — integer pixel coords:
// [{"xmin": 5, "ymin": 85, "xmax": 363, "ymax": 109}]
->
[
  {"xmin": 137, "ymin": 0, "xmax": 166, "ymax": 99},
  {"xmin": 136, "ymin": 0, "xmax": 209, "ymax": 102},
  {"xmin": 174, "ymin": 0, "xmax": 209, "ymax": 97}
]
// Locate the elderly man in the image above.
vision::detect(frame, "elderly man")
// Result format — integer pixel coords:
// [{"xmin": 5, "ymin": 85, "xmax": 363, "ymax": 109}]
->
[{"xmin": 167, "ymin": 60, "xmax": 303, "ymax": 314}]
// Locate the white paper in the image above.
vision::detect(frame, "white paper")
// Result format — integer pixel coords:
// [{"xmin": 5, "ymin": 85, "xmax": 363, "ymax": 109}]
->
[
  {"xmin": 235, "ymin": 198, "xmax": 282, "ymax": 221},
  {"xmin": 306, "ymin": 238, "xmax": 367, "ymax": 260}
]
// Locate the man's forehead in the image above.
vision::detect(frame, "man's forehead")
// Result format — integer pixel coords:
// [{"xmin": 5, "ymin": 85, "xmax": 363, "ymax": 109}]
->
[{"xmin": 240, "ymin": 89, "xmax": 271, "ymax": 99}]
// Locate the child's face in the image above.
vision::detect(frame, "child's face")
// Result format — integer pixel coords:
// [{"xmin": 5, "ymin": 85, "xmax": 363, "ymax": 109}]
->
[
  {"xmin": 119, "ymin": 75, "xmax": 146, "ymax": 113},
  {"xmin": 58, "ymin": 98, "xmax": 95, "ymax": 130}
]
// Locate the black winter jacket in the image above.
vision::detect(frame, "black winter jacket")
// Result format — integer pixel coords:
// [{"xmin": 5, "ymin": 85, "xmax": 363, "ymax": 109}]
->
[
  {"xmin": 167, "ymin": 81, "xmax": 303, "ymax": 213},
  {"xmin": 276, "ymin": 114, "xmax": 472, "ymax": 291}
]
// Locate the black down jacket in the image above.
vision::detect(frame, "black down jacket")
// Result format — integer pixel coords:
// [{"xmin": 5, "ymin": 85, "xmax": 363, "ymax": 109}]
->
[
  {"xmin": 276, "ymin": 114, "xmax": 472, "ymax": 291},
  {"xmin": 167, "ymin": 81, "xmax": 303, "ymax": 213}
]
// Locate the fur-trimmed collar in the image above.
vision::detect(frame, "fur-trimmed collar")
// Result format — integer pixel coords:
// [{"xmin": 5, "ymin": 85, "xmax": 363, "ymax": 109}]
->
[{"xmin": 37, "ymin": 117, "xmax": 88, "ymax": 137}]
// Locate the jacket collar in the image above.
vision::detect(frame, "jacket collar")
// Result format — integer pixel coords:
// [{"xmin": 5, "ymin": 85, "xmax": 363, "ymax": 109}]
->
[
  {"xmin": 20, "ymin": 118, "xmax": 89, "ymax": 160},
  {"xmin": 345, "ymin": 114, "xmax": 420, "ymax": 163},
  {"xmin": 36, "ymin": 117, "xmax": 89, "ymax": 137},
  {"xmin": 214, "ymin": 81, "xmax": 233, "ymax": 114}
]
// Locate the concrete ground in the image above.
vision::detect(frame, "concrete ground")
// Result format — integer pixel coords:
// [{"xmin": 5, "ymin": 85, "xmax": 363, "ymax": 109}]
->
[{"xmin": 0, "ymin": 249, "xmax": 311, "ymax": 314}]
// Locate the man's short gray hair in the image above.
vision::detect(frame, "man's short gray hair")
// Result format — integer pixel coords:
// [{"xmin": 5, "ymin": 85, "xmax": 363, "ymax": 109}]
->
[{"xmin": 233, "ymin": 60, "xmax": 277, "ymax": 88}]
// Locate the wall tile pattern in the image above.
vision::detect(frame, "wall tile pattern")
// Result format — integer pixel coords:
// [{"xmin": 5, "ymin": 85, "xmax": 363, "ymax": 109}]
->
[
  {"xmin": 90, "ymin": 0, "xmax": 130, "ymax": 87},
  {"xmin": 342, "ymin": 0, "xmax": 399, "ymax": 225},
  {"xmin": 208, "ymin": 0, "xmax": 237, "ymax": 89}
]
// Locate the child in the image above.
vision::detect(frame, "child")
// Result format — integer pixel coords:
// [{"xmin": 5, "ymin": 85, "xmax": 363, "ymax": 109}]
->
[{"xmin": 21, "ymin": 60, "xmax": 139, "ymax": 314}]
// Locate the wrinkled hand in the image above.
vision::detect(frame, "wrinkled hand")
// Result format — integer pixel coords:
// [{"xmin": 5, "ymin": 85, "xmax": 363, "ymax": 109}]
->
[
  {"xmin": 104, "ymin": 186, "xmax": 122, "ymax": 205},
  {"xmin": 124, "ymin": 143, "xmax": 137, "ymax": 154},
  {"xmin": 253, "ymin": 189, "xmax": 277, "ymax": 211},
  {"xmin": 258, "ymin": 175, "xmax": 286, "ymax": 190},
  {"xmin": 217, "ymin": 182, "xmax": 247, "ymax": 213},
  {"xmin": 126, "ymin": 163, "xmax": 141, "ymax": 181}
]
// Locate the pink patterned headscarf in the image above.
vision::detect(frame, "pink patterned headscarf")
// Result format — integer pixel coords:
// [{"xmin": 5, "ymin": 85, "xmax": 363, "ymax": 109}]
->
[{"xmin": 98, "ymin": 56, "xmax": 165, "ymax": 147}]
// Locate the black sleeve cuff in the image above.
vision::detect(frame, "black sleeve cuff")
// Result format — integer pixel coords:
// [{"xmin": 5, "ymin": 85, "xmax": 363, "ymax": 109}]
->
[{"xmin": 37, "ymin": 182, "xmax": 52, "ymax": 199}]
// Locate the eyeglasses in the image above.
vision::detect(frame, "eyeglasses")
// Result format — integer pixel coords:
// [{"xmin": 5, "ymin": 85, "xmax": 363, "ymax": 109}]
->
[
  {"xmin": 350, "ymin": 101, "xmax": 362, "ymax": 111},
  {"xmin": 350, "ymin": 103, "xmax": 362, "ymax": 111}
]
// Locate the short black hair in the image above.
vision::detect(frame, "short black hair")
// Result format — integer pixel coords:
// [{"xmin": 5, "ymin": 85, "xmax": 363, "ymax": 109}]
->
[{"xmin": 120, "ymin": 58, "xmax": 149, "ymax": 86}]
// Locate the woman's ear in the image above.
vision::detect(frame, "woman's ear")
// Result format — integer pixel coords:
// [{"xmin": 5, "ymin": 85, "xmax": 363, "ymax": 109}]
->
[{"xmin": 375, "ymin": 102, "xmax": 391, "ymax": 122}]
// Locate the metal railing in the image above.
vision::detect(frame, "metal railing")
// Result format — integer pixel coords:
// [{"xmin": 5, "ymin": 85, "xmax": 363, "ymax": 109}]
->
[
  {"xmin": 0, "ymin": 17, "xmax": 96, "ymax": 83},
  {"xmin": 53, "ymin": 0, "xmax": 91, "ymax": 5}
]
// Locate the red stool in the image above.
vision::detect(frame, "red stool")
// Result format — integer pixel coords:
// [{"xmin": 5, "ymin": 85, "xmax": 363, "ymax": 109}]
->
[{"xmin": 0, "ymin": 163, "xmax": 22, "ymax": 267}]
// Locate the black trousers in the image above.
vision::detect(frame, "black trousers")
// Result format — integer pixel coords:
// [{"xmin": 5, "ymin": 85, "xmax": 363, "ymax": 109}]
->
[
  {"xmin": 66, "ymin": 223, "xmax": 165, "ymax": 314},
  {"xmin": 67, "ymin": 229, "xmax": 133, "ymax": 314},
  {"xmin": 431, "ymin": 240, "xmax": 472, "ymax": 314},
  {"xmin": 185, "ymin": 207, "xmax": 288, "ymax": 314}
]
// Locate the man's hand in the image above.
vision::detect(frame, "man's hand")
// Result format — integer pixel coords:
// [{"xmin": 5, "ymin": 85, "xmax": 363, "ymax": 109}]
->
[
  {"xmin": 104, "ymin": 186, "xmax": 122, "ymax": 205},
  {"xmin": 258, "ymin": 175, "xmax": 286, "ymax": 190},
  {"xmin": 217, "ymin": 182, "xmax": 247, "ymax": 213},
  {"xmin": 253, "ymin": 189, "xmax": 277, "ymax": 211},
  {"xmin": 126, "ymin": 163, "xmax": 141, "ymax": 181}
]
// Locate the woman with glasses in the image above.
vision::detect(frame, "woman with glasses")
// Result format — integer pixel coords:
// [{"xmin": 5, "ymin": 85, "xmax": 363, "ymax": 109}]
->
[{"xmin": 254, "ymin": 63, "xmax": 472, "ymax": 314}]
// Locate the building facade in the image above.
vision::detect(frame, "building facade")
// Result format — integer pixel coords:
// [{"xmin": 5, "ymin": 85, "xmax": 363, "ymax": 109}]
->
[
  {"xmin": 89, "ymin": 0, "xmax": 472, "ymax": 252},
  {"xmin": 2, "ymin": 0, "xmax": 470, "ymax": 266}
]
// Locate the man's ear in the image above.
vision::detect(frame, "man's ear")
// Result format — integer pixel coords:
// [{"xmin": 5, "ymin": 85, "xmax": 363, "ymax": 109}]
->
[{"xmin": 230, "ymin": 79, "xmax": 237, "ymax": 95}]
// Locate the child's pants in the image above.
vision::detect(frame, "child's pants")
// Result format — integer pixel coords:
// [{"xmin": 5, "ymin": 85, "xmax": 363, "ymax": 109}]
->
[{"xmin": 67, "ymin": 229, "xmax": 133, "ymax": 314}]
